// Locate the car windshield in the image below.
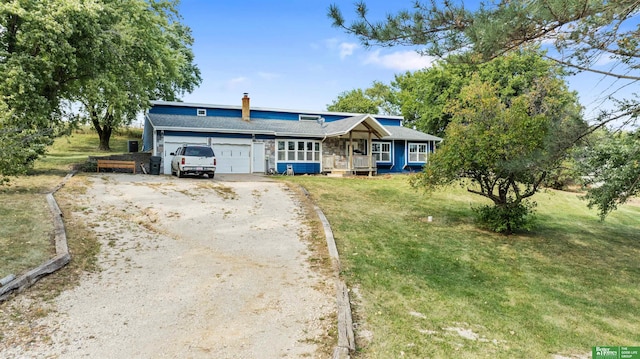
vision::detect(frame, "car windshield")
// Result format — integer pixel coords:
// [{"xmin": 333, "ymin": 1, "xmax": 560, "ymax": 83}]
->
[{"xmin": 184, "ymin": 147, "xmax": 214, "ymax": 157}]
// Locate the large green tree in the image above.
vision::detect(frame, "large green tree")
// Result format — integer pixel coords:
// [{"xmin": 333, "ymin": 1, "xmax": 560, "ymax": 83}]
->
[
  {"xmin": 76, "ymin": 0, "xmax": 201, "ymax": 151},
  {"xmin": 579, "ymin": 131, "xmax": 640, "ymax": 219},
  {"xmin": 393, "ymin": 50, "xmax": 556, "ymax": 137},
  {"xmin": 0, "ymin": 0, "xmax": 200, "ymax": 179},
  {"xmin": 329, "ymin": 0, "xmax": 640, "ymax": 217},
  {"xmin": 410, "ymin": 55, "xmax": 585, "ymax": 234},
  {"xmin": 1, "ymin": 0, "xmax": 107, "ymax": 177},
  {"xmin": 327, "ymin": 81, "xmax": 399, "ymax": 115}
]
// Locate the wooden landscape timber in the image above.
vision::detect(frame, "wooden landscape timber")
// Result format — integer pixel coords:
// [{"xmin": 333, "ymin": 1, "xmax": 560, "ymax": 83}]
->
[
  {"xmin": 0, "ymin": 174, "xmax": 73, "ymax": 302},
  {"xmin": 96, "ymin": 159, "xmax": 136, "ymax": 174}
]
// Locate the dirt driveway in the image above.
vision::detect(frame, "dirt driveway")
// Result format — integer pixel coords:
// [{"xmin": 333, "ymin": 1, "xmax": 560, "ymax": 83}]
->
[{"xmin": 1, "ymin": 173, "xmax": 334, "ymax": 358}]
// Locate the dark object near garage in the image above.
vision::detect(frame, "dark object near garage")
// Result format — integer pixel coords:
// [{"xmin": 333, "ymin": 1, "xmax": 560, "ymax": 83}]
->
[
  {"xmin": 149, "ymin": 156, "xmax": 161, "ymax": 175},
  {"xmin": 128, "ymin": 140, "xmax": 139, "ymax": 152}
]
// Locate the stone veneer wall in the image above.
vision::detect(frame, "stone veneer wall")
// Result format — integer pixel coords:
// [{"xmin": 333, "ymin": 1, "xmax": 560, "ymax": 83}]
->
[
  {"xmin": 323, "ymin": 138, "xmax": 368, "ymax": 158},
  {"xmin": 255, "ymin": 139, "xmax": 276, "ymax": 172}
]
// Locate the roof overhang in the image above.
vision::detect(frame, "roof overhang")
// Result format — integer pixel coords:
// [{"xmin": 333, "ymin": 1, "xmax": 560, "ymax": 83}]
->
[{"xmin": 324, "ymin": 114, "xmax": 392, "ymax": 139}]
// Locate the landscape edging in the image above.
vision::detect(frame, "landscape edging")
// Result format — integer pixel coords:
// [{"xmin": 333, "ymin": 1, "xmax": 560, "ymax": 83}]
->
[
  {"xmin": 0, "ymin": 172, "xmax": 75, "ymax": 302},
  {"xmin": 297, "ymin": 185, "xmax": 356, "ymax": 359}
]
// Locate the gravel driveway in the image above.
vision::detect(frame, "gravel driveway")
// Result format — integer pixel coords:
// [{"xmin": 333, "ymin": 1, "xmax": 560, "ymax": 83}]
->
[{"xmin": 1, "ymin": 173, "xmax": 334, "ymax": 358}]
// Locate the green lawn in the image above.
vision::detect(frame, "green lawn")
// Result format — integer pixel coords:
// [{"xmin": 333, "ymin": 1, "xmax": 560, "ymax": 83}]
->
[
  {"xmin": 284, "ymin": 175, "xmax": 640, "ymax": 358},
  {"xmin": 0, "ymin": 127, "xmax": 140, "ymax": 280}
]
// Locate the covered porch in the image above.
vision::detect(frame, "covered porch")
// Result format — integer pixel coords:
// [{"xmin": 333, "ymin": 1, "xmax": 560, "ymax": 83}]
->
[{"xmin": 320, "ymin": 115, "xmax": 391, "ymax": 176}]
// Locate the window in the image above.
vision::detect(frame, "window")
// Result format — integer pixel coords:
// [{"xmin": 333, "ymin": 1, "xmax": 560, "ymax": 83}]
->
[
  {"xmin": 372, "ymin": 142, "xmax": 391, "ymax": 162},
  {"xmin": 196, "ymin": 108, "xmax": 206, "ymax": 116},
  {"xmin": 277, "ymin": 141, "xmax": 286, "ymax": 161},
  {"xmin": 276, "ymin": 140, "xmax": 321, "ymax": 162},
  {"xmin": 299, "ymin": 114, "xmax": 321, "ymax": 121},
  {"xmin": 409, "ymin": 143, "xmax": 428, "ymax": 162}
]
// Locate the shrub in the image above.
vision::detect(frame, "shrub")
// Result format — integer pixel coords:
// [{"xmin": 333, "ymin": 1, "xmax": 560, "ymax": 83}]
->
[{"xmin": 473, "ymin": 201, "xmax": 537, "ymax": 234}]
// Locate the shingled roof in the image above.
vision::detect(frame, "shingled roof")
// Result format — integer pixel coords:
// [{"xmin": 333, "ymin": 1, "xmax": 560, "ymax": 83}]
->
[{"xmin": 147, "ymin": 112, "xmax": 442, "ymax": 142}]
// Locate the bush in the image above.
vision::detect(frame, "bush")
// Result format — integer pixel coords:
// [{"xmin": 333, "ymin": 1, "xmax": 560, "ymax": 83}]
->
[{"xmin": 473, "ymin": 201, "xmax": 537, "ymax": 234}]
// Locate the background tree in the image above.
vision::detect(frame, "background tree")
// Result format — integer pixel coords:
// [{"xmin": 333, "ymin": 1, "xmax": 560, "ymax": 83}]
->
[
  {"xmin": 0, "ymin": 0, "xmax": 200, "ymax": 180},
  {"xmin": 579, "ymin": 131, "xmax": 640, "ymax": 219},
  {"xmin": 327, "ymin": 81, "xmax": 400, "ymax": 115},
  {"xmin": 410, "ymin": 56, "xmax": 585, "ymax": 234},
  {"xmin": 76, "ymin": 0, "xmax": 201, "ymax": 151},
  {"xmin": 1, "ymin": 1, "xmax": 107, "ymax": 177},
  {"xmin": 329, "ymin": 0, "xmax": 640, "ymax": 217},
  {"xmin": 393, "ymin": 51, "xmax": 553, "ymax": 137}
]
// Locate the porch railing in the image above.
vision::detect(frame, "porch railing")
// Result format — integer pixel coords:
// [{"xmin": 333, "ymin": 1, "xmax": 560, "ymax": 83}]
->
[{"xmin": 322, "ymin": 155, "xmax": 376, "ymax": 172}]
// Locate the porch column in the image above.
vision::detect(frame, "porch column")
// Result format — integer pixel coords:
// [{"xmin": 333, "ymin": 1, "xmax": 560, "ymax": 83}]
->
[
  {"xmin": 368, "ymin": 130, "xmax": 373, "ymax": 177},
  {"xmin": 349, "ymin": 131, "xmax": 354, "ymax": 174}
]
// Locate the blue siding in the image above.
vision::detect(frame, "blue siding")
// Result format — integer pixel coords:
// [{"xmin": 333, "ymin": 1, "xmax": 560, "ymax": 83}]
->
[
  {"xmin": 149, "ymin": 105, "xmax": 200, "ymax": 116},
  {"xmin": 376, "ymin": 164, "xmax": 394, "ymax": 174},
  {"xmin": 377, "ymin": 118, "xmax": 403, "ymax": 127},
  {"xmin": 150, "ymin": 104, "xmax": 405, "ymax": 126},
  {"xmin": 392, "ymin": 140, "xmax": 406, "ymax": 173},
  {"xmin": 277, "ymin": 162, "xmax": 321, "ymax": 175},
  {"xmin": 164, "ymin": 131, "xmax": 252, "ymax": 139}
]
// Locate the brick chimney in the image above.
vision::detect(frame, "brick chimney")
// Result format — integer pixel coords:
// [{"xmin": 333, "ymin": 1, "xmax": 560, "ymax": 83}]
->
[{"xmin": 242, "ymin": 93, "xmax": 250, "ymax": 121}]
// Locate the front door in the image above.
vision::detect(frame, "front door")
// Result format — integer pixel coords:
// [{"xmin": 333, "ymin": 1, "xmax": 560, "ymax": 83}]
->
[{"xmin": 252, "ymin": 142, "xmax": 265, "ymax": 173}]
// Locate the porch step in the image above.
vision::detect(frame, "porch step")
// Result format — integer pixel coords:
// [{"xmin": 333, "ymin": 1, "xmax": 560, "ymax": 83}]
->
[{"xmin": 326, "ymin": 169, "xmax": 353, "ymax": 177}]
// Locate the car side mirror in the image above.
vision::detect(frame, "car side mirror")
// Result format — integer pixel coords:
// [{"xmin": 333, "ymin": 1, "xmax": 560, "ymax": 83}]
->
[{"xmin": 170, "ymin": 152, "xmax": 175, "ymax": 156}]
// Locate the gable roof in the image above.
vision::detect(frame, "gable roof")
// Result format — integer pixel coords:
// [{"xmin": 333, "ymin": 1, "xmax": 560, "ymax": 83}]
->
[
  {"xmin": 383, "ymin": 126, "xmax": 443, "ymax": 142},
  {"xmin": 323, "ymin": 114, "xmax": 391, "ymax": 139}
]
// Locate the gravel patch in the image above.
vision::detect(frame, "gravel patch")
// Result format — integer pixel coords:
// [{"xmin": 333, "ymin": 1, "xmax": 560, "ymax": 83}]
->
[{"xmin": 0, "ymin": 174, "xmax": 334, "ymax": 358}]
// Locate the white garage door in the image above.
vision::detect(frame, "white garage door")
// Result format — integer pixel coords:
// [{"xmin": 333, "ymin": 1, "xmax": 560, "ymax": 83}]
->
[
  {"xmin": 163, "ymin": 138, "xmax": 208, "ymax": 175},
  {"xmin": 214, "ymin": 143, "xmax": 251, "ymax": 173}
]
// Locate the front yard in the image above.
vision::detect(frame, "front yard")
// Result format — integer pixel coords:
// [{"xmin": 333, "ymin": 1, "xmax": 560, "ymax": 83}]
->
[{"xmin": 285, "ymin": 175, "xmax": 640, "ymax": 358}]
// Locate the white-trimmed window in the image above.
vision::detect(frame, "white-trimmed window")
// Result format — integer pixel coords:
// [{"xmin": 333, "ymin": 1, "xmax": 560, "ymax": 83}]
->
[
  {"xmin": 196, "ymin": 108, "xmax": 206, "ymax": 116},
  {"xmin": 409, "ymin": 143, "xmax": 428, "ymax": 162},
  {"xmin": 277, "ymin": 140, "xmax": 321, "ymax": 162},
  {"xmin": 299, "ymin": 114, "xmax": 321, "ymax": 121},
  {"xmin": 372, "ymin": 142, "xmax": 391, "ymax": 162}
]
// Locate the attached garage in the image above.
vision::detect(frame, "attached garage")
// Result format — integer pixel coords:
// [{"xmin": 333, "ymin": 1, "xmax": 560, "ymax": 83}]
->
[
  {"xmin": 161, "ymin": 136, "xmax": 254, "ymax": 175},
  {"xmin": 213, "ymin": 143, "xmax": 251, "ymax": 174},
  {"xmin": 162, "ymin": 136, "xmax": 209, "ymax": 175}
]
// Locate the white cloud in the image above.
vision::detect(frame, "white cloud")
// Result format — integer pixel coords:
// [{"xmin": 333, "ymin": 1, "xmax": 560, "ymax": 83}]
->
[
  {"xmin": 323, "ymin": 38, "xmax": 358, "ymax": 59},
  {"xmin": 339, "ymin": 42, "xmax": 358, "ymax": 59},
  {"xmin": 225, "ymin": 76, "xmax": 249, "ymax": 90},
  {"xmin": 364, "ymin": 50, "xmax": 435, "ymax": 71}
]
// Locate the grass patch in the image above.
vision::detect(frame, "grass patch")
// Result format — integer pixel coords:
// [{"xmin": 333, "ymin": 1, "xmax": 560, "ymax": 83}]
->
[
  {"xmin": 0, "ymin": 127, "xmax": 139, "ymax": 290},
  {"xmin": 0, "ymin": 192, "xmax": 54, "ymax": 277},
  {"xmin": 283, "ymin": 175, "xmax": 640, "ymax": 358}
]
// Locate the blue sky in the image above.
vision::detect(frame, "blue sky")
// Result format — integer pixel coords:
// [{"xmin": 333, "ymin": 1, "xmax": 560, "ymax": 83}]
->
[
  {"xmin": 177, "ymin": 1, "xmax": 635, "ymax": 123},
  {"xmin": 178, "ymin": 0, "xmax": 437, "ymax": 111}
]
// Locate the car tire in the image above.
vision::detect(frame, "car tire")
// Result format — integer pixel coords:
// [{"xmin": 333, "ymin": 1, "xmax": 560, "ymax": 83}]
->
[{"xmin": 209, "ymin": 173, "xmax": 215, "ymax": 179}]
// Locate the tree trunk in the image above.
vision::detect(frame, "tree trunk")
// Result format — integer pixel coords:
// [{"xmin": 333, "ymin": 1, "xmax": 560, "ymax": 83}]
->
[
  {"xmin": 98, "ymin": 126, "xmax": 112, "ymax": 151},
  {"xmin": 91, "ymin": 111, "xmax": 112, "ymax": 151}
]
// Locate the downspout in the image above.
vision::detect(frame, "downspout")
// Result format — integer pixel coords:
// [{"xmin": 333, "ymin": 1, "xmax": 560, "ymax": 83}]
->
[
  {"xmin": 368, "ymin": 130, "xmax": 373, "ymax": 177},
  {"xmin": 403, "ymin": 140, "xmax": 408, "ymax": 171},
  {"xmin": 389, "ymin": 140, "xmax": 395, "ymax": 171},
  {"xmin": 320, "ymin": 135, "xmax": 327, "ymax": 174},
  {"xmin": 349, "ymin": 131, "xmax": 354, "ymax": 174}
]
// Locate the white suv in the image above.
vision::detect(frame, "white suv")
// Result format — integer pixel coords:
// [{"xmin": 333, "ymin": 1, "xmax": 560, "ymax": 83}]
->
[{"xmin": 170, "ymin": 144, "xmax": 216, "ymax": 178}]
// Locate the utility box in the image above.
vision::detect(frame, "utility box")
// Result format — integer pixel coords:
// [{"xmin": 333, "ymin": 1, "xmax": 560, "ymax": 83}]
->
[
  {"xmin": 128, "ymin": 140, "xmax": 139, "ymax": 152},
  {"xmin": 149, "ymin": 156, "xmax": 161, "ymax": 175}
]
